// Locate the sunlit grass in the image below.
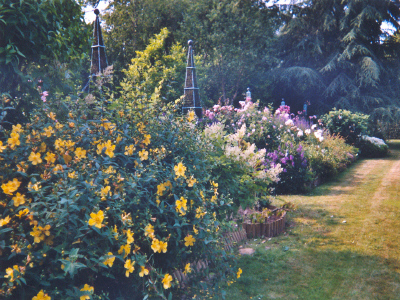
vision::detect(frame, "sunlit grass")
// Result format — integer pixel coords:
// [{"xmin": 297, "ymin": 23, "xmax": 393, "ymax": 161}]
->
[{"xmin": 223, "ymin": 140, "xmax": 400, "ymax": 299}]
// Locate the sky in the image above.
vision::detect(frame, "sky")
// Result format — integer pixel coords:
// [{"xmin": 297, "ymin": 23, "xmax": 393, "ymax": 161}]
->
[{"xmin": 82, "ymin": 1, "xmax": 110, "ymax": 23}]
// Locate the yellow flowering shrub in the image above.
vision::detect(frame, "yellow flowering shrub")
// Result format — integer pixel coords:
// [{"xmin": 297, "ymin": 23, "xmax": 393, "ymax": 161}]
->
[{"xmin": 0, "ymin": 103, "xmax": 238, "ymax": 299}]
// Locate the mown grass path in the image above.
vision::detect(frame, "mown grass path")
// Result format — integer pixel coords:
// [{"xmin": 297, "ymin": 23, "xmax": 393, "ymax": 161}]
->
[{"xmin": 224, "ymin": 140, "xmax": 400, "ymax": 300}]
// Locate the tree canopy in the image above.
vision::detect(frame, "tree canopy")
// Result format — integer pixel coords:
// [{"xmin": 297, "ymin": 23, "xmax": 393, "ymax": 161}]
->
[{"xmin": 271, "ymin": 0, "xmax": 400, "ymax": 114}]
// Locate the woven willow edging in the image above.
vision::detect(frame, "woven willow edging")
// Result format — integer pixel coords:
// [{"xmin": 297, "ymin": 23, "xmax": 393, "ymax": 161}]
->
[
  {"xmin": 172, "ymin": 227, "xmax": 247, "ymax": 285},
  {"xmin": 242, "ymin": 211, "xmax": 287, "ymax": 239}
]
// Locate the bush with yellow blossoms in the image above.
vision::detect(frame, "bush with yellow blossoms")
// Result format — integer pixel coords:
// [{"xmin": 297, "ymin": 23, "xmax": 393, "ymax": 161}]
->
[{"xmin": 0, "ymin": 100, "xmax": 238, "ymax": 299}]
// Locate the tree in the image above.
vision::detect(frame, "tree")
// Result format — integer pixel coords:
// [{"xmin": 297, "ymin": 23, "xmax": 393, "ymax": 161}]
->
[
  {"xmin": 270, "ymin": 0, "xmax": 400, "ymax": 115},
  {"xmin": 180, "ymin": 0, "xmax": 279, "ymax": 106},
  {"xmin": 101, "ymin": 0, "xmax": 187, "ymax": 83},
  {"xmin": 117, "ymin": 28, "xmax": 186, "ymax": 114},
  {"xmin": 0, "ymin": 0, "xmax": 90, "ymax": 126},
  {"xmin": 94, "ymin": 0, "xmax": 280, "ymax": 106}
]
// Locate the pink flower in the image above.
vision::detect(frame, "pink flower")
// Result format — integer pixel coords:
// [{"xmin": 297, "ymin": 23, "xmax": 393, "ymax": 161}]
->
[{"xmin": 41, "ymin": 91, "xmax": 49, "ymax": 102}]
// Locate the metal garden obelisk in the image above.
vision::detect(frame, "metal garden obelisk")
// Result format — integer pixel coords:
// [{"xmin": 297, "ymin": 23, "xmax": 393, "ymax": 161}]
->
[
  {"xmin": 91, "ymin": 8, "xmax": 108, "ymax": 76},
  {"xmin": 183, "ymin": 40, "xmax": 202, "ymax": 118},
  {"xmin": 82, "ymin": 9, "xmax": 108, "ymax": 92}
]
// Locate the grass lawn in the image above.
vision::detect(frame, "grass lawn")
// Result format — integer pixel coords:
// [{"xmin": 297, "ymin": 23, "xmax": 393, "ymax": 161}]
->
[{"xmin": 223, "ymin": 140, "xmax": 400, "ymax": 300}]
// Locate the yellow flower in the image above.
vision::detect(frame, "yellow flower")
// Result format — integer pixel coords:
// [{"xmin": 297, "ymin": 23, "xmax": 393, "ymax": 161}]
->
[
  {"xmin": 48, "ymin": 112, "xmax": 56, "ymax": 121},
  {"xmin": 144, "ymin": 224, "xmax": 155, "ymax": 239},
  {"xmin": 101, "ymin": 119, "xmax": 116, "ymax": 131},
  {"xmin": 195, "ymin": 207, "xmax": 206, "ymax": 219},
  {"xmin": 53, "ymin": 164, "xmax": 63, "ymax": 174},
  {"xmin": 112, "ymin": 225, "xmax": 119, "ymax": 240},
  {"xmin": 54, "ymin": 138, "xmax": 65, "ymax": 151},
  {"xmin": 103, "ymin": 252, "xmax": 115, "ymax": 267},
  {"xmin": 7, "ymin": 132, "xmax": 20, "ymax": 149},
  {"xmin": 118, "ymin": 244, "xmax": 131, "ymax": 258},
  {"xmin": 104, "ymin": 166, "xmax": 116, "ymax": 174},
  {"xmin": 17, "ymin": 208, "xmax": 29, "ymax": 218},
  {"xmin": 88, "ymin": 210, "xmax": 104, "ymax": 229},
  {"xmin": 0, "ymin": 216, "xmax": 11, "ymax": 227},
  {"xmin": 12, "ymin": 124, "xmax": 23, "ymax": 133},
  {"xmin": 175, "ymin": 197, "xmax": 187, "ymax": 216},
  {"xmin": 68, "ymin": 171, "xmax": 77, "ymax": 179},
  {"xmin": 139, "ymin": 266, "xmax": 149, "ymax": 277},
  {"xmin": 164, "ymin": 180, "xmax": 172, "ymax": 189},
  {"xmin": 1, "ymin": 178, "xmax": 21, "ymax": 195},
  {"xmin": 143, "ymin": 134, "xmax": 151, "ymax": 146},
  {"xmin": 124, "ymin": 259, "xmax": 135, "ymax": 277},
  {"xmin": 137, "ymin": 122, "xmax": 145, "ymax": 133},
  {"xmin": 65, "ymin": 140, "xmax": 75, "ymax": 150},
  {"xmin": 55, "ymin": 123, "xmax": 63, "ymax": 130},
  {"xmin": 174, "ymin": 162, "xmax": 186, "ymax": 178},
  {"xmin": 126, "ymin": 229, "xmax": 134, "ymax": 244},
  {"xmin": 68, "ymin": 122, "xmax": 75, "ymax": 128},
  {"xmin": 183, "ymin": 263, "xmax": 192, "ymax": 275},
  {"xmin": 187, "ymin": 110, "xmax": 195, "ymax": 122},
  {"xmin": 159, "ymin": 240, "xmax": 168, "ymax": 253},
  {"xmin": 44, "ymin": 152, "xmax": 56, "ymax": 164},
  {"xmin": 75, "ymin": 147, "xmax": 87, "ymax": 160},
  {"xmin": 43, "ymin": 126, "xmax": 54, "ymax": 137},
  {"xmin": 97, "ymin": 140, "xmax": 115, "ymax": 158},
  {"xmin": 151, "ymin": 239, "xmax": 160, "ymax": 253},
  {"xmin": 29, "ymin": 152, "xmax": 42, "ymax": 165},
  {"xmin": 116, "ymin": 135, "xmax": 123, "ymax": 143},
  {"xmin": 80, "ymin": 284, "xmax": 94, "ymax": 300},
  {"xmin": 30, "ymin": 225, "xmax": 51, "ymax": 243},
  {"xmin": 12, "ymin": 192, "xmax": 26, "ymax": 207},
  {"xmin": 211, "ymin": 194, "xmax": 218, "ymax": 203},
  {"xmin": 124, "ymin": 144, "xmax": 135, "ymax": 156},
  {"xmin": 157, "ymin": 183, "xmax": 166, "ymax": 196},
  {"xmin": 187, "ymin": 176, "xmax": 197, "ymax": 187},
  {"xmin": 32, "ymin": 289, "xmax": 51, "ymax": 300},
  {"xmin": 4, "ymin": 265, "xmax": 18, "ymax": 281},
  {"xmin": 28, "ymin": 182, "xmax": 41, "ymax": 191},
  {"xmin": 237, "ymin": 268, "xmax": 242, "ymax": 278},
  {"xmin": 162, "ymin": 273, "xmax": 173, "ymax": 289},
  {"xmin": 184, "ymin": 235, "xmax": 195, "ymax": 247},
  {"xmin": 121, "ymin": 212, "xmax": 132, "ymax": 224},
  {"xmin": 104, "ymin": 140, "xmax": 116, "ymax": 158},
  {"xmin": 101, "ymin": 186, "xmax": 111, "ymax": 200},
  {"xmin": 138, "ymin": 149, "xmax": 148, "ymax": 161},
  {"xmin": 0, "ymin": 141, "xmax": 7, "ymax": 152},
  {"xmin": 193, "ymin": 225, "xmax": 199, "ymax": 235}
]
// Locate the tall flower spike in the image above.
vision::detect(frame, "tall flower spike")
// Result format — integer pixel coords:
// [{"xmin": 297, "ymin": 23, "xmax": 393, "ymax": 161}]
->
[{"xmin": 183, "ymin": 40, "xmax": 202, "ymax": 118}]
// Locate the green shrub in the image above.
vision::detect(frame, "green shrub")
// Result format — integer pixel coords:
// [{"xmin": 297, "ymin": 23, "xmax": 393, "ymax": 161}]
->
[
  {"xmin": 357, "ymin": 136, "xmax": 389, "ymax": 158},
  {"xmin": 0, "ymin": 103, "xmax": 237, "ymax": 299},
  {"xmin": 321, "ymin": 108, "xmax": 370, "ymax": 145},
  {"xmin": 303, "ymin": 134, "xmax": 358, "ymax": 182}
]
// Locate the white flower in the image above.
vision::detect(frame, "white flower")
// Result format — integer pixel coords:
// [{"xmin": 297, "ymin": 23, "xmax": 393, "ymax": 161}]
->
[
  {"xmin": 285, "ymin": 119, "xmax": 294, "ymax": 126},
  {"xmin": 314, "ymin": 129, "xmax": 324, "ymax": 142},
  {"xmin": 297, "ymin": 130, "xmax": 303, "ymax": 137},
  {"xmin": 311, "ymin": 124, "xmax": 317, "ymax": 130},
  {"xmin": 305, "ymin": 129, "xmax": 311, "ymax": 135},
  {"xmin": 361, "ymin": 135, "xmax": 387, "ymax": 147}
]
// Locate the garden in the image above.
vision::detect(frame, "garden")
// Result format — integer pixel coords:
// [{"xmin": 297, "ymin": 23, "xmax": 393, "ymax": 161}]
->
[{"xmin": 1, "ymin": 0, "xmax": 399, "ymax": 299}]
